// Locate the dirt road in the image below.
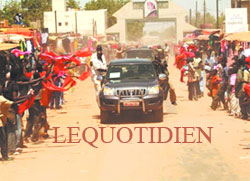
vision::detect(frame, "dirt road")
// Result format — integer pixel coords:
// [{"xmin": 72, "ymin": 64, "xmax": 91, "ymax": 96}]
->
[{"xmin": 1, "ymin": 58, "xmax": 250, "ymax": 181}]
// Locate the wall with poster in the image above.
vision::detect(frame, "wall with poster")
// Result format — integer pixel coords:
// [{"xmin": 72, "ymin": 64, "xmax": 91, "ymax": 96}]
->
[
  {"xmin": 144, "ymin": 0, "xmax": 158, "ymax": 18},
  {"xmin": 225, "ymin": 8, "xmax": 248, "ymax": 33},
  {"xmin": 106, "ymin": 0, "xmax": 197, "ymax": 43}
]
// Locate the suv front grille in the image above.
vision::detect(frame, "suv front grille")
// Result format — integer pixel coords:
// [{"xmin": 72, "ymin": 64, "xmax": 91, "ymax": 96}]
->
[{"xmin": 116, "ymin": 89, "xmax": 147, "ymax": 97}]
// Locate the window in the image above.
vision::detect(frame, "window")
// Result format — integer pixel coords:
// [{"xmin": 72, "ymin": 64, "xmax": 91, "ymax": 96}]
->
[
  {"xmin": 133, "ymin": 2, "xmax": 144, "ymax": 9},
  {"xmin": 158, "ymin": 2, "xmax": 169, "ymax": 9},
  {"xmin": 58, "ymin": 22, "xmax": 62, "ymax": 26},
  {"xmin": 65, "ymin": 22, "xmax": 68, "ymax": 26},
  {"xmin": 107, "ymin": 64, "xmax": 156, "ymax": 81}
]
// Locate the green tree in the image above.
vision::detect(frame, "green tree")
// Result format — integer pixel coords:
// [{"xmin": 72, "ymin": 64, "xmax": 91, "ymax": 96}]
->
[
  {"xmin": 85, "ymin": 0, "xmax": 129, "ymax": 27},
  {"xmin": 21, "ymin": 0, "xmax": 51, "ymax": 26},
  {"xmin": 218, "ymin": 13, "xmax": 225, "ymax": 29},
  {"xmin": 2, "ymin": 0, "xmax": 23, "ymax": 25},
  {"xmin": 191, "ymin": 11, "xmax": 224, "ymax": 29},
  {"xmin": 205, "ymin": 12, "xmax": 216, "ymax": 27},
  {"xmin": 67, "ymin": 0, "xmax": 81, "ymax": 10},
  {"xmin": 127, "ymin": 21, "xmax": 144, "ymax": 41}
]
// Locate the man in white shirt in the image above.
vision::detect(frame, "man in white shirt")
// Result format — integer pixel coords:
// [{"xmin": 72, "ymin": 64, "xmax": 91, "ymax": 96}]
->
[
  {"xmin": 90, "ymin": 45, "xmax": 107, "ymax": 99},
  {"xmin": 243, "ymin": 46, "xmax": 250, "ymax": 57},
  {"xmin": 41, "ymin": 31, "xmax": 49, "ymax": 53}
]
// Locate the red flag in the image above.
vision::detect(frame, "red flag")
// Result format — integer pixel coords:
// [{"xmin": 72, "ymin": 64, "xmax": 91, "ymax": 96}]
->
[
  {"xmin": 39, "ymin": 53, "xmax": 55, "ymax": 64},
  {"xmin": 78, "ymin": 70, "xmax": 91, "ymax": 81},
  {"xmin": 62, "ymin": 76, "xmax": 76, "ymax": 88},
  {"xmin": 69, "ymin": 56, "xmax": 81, "ymax": 66},
  {"xmin": 25, "ymin": 72, "xmax": 33, "ymax": 79},
  {"xmin": 244, "ymin": 84, "xmax": 250, "ymax": 97},
  {"xmin": 42, "ymin": 80, "xmax": 76, "ymax": 92},
  {"xmin": 18, "ymin": 95, "xmax": 35, "ymax": 115},
  {"xmin": 175, "ymin": 54, "xmax": 186, "ymax": 70},
  {"xmin": 75, "ymin": 47, "xmax": 92, "ymax": 57}
]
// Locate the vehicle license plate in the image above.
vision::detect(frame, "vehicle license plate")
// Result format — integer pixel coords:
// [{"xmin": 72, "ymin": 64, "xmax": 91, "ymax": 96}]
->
[{"xmin": 123, "ymin": 101, "xmax": 139, "ymax": 107}]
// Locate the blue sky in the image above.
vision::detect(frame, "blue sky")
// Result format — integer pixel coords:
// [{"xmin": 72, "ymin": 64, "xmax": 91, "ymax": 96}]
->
[{"xmin": 2, "ymin": 0, "xmax": 231, "ymax": 15}]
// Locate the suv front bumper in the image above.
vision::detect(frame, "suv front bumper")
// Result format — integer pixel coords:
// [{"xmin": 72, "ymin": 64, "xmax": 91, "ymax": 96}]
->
[{"xmin": 99, "ymin": 93, "xmax": 163, "ymax": 113}]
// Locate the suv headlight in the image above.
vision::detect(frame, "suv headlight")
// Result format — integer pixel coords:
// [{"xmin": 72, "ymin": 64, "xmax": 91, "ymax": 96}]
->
[
  {"xmin": 103, "ymin": 86, "xmax": 114, "ymax": 96},
  {"xmin": 148, "ymin": 85, "xmax": 159, "ymax": 95}
]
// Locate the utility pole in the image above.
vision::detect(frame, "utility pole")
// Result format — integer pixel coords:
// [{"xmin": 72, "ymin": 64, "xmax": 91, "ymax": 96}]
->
[
  {"xmin": 203, "ymin": 0, "xmax": 206, "ymax": 25},
  {"xmin": 196, "ymin": 1, "xmax": 198, "ymax": 27},
  {"xmin": 216, "ymin": 0, "xmax": 219, "ymax": 28},
  {"xmin": 0, "ymin": 0, "xmax": 2, "ymax": 20},
  {"xmin": 238, "ymin": 0, "xmax": 242, "ymax": 8},
  {"xmin": 248, "ymin": 0, "xmax": 250, "ymax": 31},
  {"xmin": 189, "ymin": 9, "xmax": 192, "ymax": 24}
]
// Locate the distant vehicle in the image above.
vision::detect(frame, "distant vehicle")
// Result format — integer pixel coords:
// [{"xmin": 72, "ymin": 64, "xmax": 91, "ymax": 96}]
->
[
  {"xmin": 124, "ymin": 48, "xmax": 156, "ymax": 61},
  {"xmin": 97, "ymin": 58, "xmax": 168, "ymax": 123}
]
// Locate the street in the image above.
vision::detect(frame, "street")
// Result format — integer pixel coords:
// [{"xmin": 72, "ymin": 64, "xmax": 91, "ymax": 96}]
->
[{"xmin": 1, "ymin": 58, "xmax": 250, "ymax": 181}]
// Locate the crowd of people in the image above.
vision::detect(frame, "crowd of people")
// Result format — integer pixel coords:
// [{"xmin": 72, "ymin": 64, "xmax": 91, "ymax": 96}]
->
[
  {"xmin": 175, "ymin": 38, "xmax": 250, "ymax": 121},
  {"xmin": 4, "ymin": 29, "xmax": 250, "ymax": 162},
  {"xmin": 0, "ymin": 50, "xmax": 50, "ymax": 161},
  {"xmin": 0, "ymin": 34, "xmax": 93, "ymax": 161}
]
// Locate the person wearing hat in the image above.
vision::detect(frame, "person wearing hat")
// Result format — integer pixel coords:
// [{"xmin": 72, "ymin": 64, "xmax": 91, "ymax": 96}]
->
[
  {"xmin": 91, "ymin": 45, "xmax": 107, "ymax": 70},
  {"xmin": 90, "ymin": 45, "xmax": 107, "ymax": 99}
]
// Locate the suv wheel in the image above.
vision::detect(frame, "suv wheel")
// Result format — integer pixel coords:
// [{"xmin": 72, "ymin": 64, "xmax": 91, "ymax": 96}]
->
[
  {"xmin": 153, "ymin": 106, "xmax": 163, "ymax": 122},
  {"xmin": 100, "ymin": 110, "xmax": 110, "ymax": 124}
]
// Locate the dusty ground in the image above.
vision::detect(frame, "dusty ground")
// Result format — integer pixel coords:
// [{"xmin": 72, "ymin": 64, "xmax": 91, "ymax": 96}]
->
[{"xmin": 1, "ymin": 57, "xmax": 250, "ymax": 181}]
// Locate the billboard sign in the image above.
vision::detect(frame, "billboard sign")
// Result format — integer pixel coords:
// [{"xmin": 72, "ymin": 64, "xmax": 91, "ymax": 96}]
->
[
  {"xmin": 144, "ymin": 0, "xmax": 158, "ymax": 18},
  {"xmin": 225, "ymin": 8, "xmax": 248, "ymax": 33}
]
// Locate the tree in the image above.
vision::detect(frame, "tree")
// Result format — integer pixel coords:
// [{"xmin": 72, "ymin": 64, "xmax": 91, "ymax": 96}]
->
[
  {"xmin": 67, "ymin": 0, "xmax": 81, "ymax": 10},
  {"xmin": 2, "ymin": 0, "xmax": 23, "ymax": 25},
  {"xmin": 191, "ymin": 11, "xmax": 224, "ymax": 29},
  {"xmin": 218, "ymin": 13, "xmax": 225, "ymax": 29},
  {"xmin": 21, "ymin": 0, "xmax": 51, "ymax": 26},
  {"xmin": 85, "ymin": 0, "xmax": 129, "ymax": 27},
  {"xmin": 205, "ymin": 12, "xmax": 216, "ymax": 27},
  {"xmin": 127, "ymin": 21, "xmax": 144, "ymax": 41}
]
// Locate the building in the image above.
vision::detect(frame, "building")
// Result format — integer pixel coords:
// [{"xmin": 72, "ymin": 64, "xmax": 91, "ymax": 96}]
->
[
  {"xmin": 44, "ymin": 0, "xmax": 107, "ymax": 35},
  {"xmin": 231, "ymin": 0, "xmax": 250, "ymax": 30},
  {"xmin": 106, "ymin": 0, "xmax": 197, "ymax": 43}
]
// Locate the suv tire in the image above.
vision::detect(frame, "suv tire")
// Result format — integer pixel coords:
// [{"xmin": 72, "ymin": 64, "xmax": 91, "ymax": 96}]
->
[
  {"xmin": 100, "ymin": 110, "xmax": 110, "ymax": 124},
  {"xmin": 153, "ymin": 106, "xmax": 163, "ymax": 122}
]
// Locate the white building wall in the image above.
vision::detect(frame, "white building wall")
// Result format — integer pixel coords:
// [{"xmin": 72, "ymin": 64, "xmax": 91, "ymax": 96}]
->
[
  {"xmin": 56, "ymin": 11, "xmax": 76, "ymax": 33},
  {"xmin": 44, "ymin": 12, "xmax": 56, "ymax": 33},
  {"xmin": 106, "ymin": 1, "xmax": 194, "ymax": 43},
  {"xmin": 77, "ymin": 10, "xmax": 107, "ymax": 35},
  {"xmin": 44, "ymin": 9, "xmax": 107, "ymax": 35}
]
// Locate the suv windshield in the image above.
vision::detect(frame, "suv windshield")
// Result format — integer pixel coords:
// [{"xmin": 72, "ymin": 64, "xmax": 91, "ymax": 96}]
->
[
  {"xmin": 107, "ymin": 64, "xmax": 156, "ymax": 81},
  {"xmin": 125, "ymin": 50, "xmax": 154, "ymax": 61}
]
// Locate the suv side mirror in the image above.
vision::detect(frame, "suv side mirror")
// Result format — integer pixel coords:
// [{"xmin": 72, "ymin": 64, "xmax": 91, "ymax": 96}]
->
[
  {"xmin": 97, "ymin": 75, "xmax": 103, "ymax": 81},
  {"xmin": 159, "ymin": 74, "xmax": 167, "ymax": 81}
]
